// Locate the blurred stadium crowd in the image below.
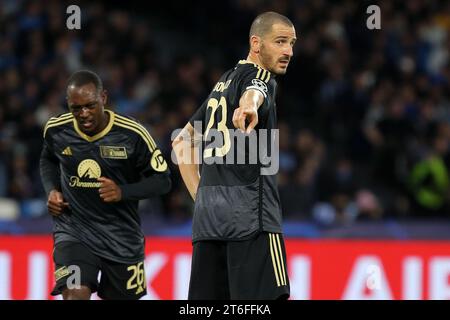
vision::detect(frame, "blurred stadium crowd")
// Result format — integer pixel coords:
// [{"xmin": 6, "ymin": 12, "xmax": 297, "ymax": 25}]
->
[{"xmin": 1, "ymin": 0, "xmax": 450, "ymax": 227}]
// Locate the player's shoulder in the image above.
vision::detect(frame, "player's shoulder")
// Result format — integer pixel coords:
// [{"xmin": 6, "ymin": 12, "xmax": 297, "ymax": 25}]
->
[
  {"xmin": 43, "ymin": 112, "xmax": 74, "ymax": 137},
  {"xmin": 234, "ymin": 60, "xmax": 273, "ymax": 84},
  {"xmin": 113, "ymin": 112, "xmax": 148, "ymax": 134},
  {"xmin": 113, "ymin": 112, "xmax": 139, "ymax": 125},
  {"xmin": 113, "ymin": 112, "xmax": 158, "ymax": 150}
]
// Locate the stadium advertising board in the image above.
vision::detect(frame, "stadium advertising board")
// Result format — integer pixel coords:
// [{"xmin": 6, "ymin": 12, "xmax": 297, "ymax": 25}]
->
[{"xmin": 0, "ymin": 237, "xmax": 449, "ymax": 300}]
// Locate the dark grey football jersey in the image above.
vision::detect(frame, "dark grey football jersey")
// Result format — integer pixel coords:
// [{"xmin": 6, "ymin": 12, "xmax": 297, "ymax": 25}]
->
[
  {"xmin": 189, "ymin": 60, "xmax": 283, "ymax": 242},
  {"xmin": 42, "ymin": 110, "xmax": 169, "ymax": 263}
]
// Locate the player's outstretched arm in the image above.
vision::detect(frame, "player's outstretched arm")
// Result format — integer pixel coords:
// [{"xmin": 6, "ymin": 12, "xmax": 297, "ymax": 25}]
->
[
  {"xmin": 172, "ymin": 123, "xmax": 200, "ymax": 200},
  {"xmin": 232, "ymin": 89, "xmax": 264, "ymax": 133}
]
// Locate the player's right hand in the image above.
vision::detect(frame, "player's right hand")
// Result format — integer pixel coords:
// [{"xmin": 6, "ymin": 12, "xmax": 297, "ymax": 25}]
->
[
  {"xmin": 233, "ymin": 105, "xmax": 258, "ymax": 134},
  {"xmin": 233, "ymin": 88, "xmax": 263, "ymax": 133},
  {"xmin": 47, "ymin": 190, "xmax": 69, "ymax": 216}
]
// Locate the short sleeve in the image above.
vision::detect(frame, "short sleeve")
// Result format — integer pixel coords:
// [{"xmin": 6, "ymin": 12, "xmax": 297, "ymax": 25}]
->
[
  {"xmin": 239, "ymin": 65, "xmax": 272, "ymax": 99},
  {"xmin": 188, "ymin": 98, "xmax": 208, "ymax": 133},
  {"xmin": 134, "ymin": 126, "xmax": 169, "ymax": 175}
]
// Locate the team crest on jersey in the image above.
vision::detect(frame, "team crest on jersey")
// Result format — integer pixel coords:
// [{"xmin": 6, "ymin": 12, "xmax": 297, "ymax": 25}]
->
[
  {"xmin": 251, "ymin": 79, "xmax": 268, "ymax": 93},
  {"xmin": 69, "ymin": 159, "xmax": 102, "ymax": 188},
  {"xmin": 100, "ymin": 146, "xmax": 128, "ymax": 159}
]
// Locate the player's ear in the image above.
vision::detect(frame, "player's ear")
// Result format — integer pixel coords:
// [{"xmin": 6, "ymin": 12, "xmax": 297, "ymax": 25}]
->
[
  {"xmin": 250, "ymin": 35, "xmax": 261, "ymax": 54},
  {"xmin": 100, "ymin": 89, "xmax": 107, "ymax": 105}
]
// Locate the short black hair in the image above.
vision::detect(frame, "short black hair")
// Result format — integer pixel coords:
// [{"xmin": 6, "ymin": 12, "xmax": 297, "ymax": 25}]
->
[
  {"xmin": 67, "ymin": 70, "xmax": 103, "ymax": 94},
  {"xmin": 249, "ymin": 11, "xmax": 294, "ymax": 38}
]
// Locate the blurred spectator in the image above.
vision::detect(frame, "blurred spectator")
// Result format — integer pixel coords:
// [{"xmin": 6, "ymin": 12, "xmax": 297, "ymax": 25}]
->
[
  {"xmin": 408, "ymin": 121, "xmax": 450, "ymax": 216},
  {"xmin": 355, "ymin": 189, "xmax": 383, "ymax": 220}
]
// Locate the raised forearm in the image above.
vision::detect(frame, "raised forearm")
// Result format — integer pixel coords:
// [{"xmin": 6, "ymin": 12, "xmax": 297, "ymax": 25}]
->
[{"xmin": 239, "ymin": 88, "xmax": 264, "ymax": 111}]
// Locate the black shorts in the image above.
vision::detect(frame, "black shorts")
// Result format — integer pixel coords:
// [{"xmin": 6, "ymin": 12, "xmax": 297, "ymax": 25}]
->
[
  {"xmin": 188, "ymin": 232, "xmax": 290, "ymax": 300},
  {"xmin": 51, "ymin": 241, "xmax": 147, "ymax": 300}
]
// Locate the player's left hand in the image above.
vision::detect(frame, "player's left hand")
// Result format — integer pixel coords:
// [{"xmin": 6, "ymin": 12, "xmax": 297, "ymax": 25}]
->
[{"xmin": 98, "ymin": 177, "xmax": 122, "ymax": 202}]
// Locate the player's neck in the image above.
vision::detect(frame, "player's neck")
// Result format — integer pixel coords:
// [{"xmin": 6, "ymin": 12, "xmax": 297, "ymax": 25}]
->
[
  {"xmin": 246, "ymin": 54, "xmax": 268, "ymax": 71},
  {"xmin": 92, "ymin": 111, "xmax": 110, "ymax": 135}
]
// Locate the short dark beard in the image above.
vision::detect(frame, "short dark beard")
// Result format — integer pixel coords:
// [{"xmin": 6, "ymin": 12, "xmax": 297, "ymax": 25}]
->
[{"xmin": 259, "ymin": 44, "xmax": 272, "ymax": 72}]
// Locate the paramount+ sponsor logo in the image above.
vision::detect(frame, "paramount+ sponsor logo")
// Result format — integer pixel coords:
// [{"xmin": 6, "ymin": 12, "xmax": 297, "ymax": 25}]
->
[{"xmin": 69, "ymin": 159, "xmax": 102, "ymax": 188}]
